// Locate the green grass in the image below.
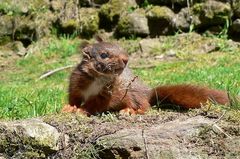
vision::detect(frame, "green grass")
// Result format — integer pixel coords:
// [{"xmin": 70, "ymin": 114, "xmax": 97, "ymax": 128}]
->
[
  {"xmin": 134, "ymin": 52, "xmax": 240, "ymax": 93},
  {"xmin": 0, "ymin": 37, "xmax": 80, "ymax": 119},
  {"xmin": 0, "ymin": 36, "xmax": 240, "ymax": 120}
]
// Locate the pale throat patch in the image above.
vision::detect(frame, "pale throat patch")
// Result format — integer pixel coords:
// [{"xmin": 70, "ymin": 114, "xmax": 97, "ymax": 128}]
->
[{"xmin": 81, "ymin": 78, "xmax": 109, "ymax": 101}]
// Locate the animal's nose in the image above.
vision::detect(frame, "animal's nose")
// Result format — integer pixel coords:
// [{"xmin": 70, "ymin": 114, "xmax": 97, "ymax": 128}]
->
[{"xmin": 122, "ymin": 58, "xmax": 128, "ymax": 65}]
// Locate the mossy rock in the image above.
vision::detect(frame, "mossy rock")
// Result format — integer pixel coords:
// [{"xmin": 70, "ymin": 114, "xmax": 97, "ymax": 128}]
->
[
  {"xmin": 31, "ymin": 10, "xmax": 57, "ymax": 39},
  {"xmin": 0, "ymin": 119, "xmax": 60, "ymax": 158},
  {"xmin": 0, "ymin": 0, "xmax": 49, "ymax": 15},
  {"xmin": 79, "ymin": 0, "xmax": 109, "ymax": 7},
  {"xmin": 50, "ymin": 0, "xmax": 65, "ymax": 12},
  {"xmin": 146, "ymin": 6, "xmax": 175, "ymax": 36},
  {"xmin": 56, "ymin": 0, "xmax": 80, "ymax": 35},
  {"xmin": 14, "ymin": 15, "xmax": 36, "ymax": 40},
  {"xmin": 115, "ymin": 9, "xmax": 149, "ymax": 37},
  {"xmin": 99, "ymin": 0, "xmax": 137, "ymax": 31},
  {"xmin": 0, "ymin": 15, "xmax": 13, "ymax": 37},
  {"xmin": 79, "ymin": 8, "xmax": 99, "ymax": 38},
  {"xmin": 233, "ymin": 1, "xmax": 240, "ymax": 18},
  {"xmin": 174, "ymin": 7, "xmax": 192, "ymax": 32},
  {"xmin": 191, "ymin": 0, "xmax": 232, "ymax": 29},
  {"xmin": 93, "ymin": 0, "xmax": 109, "ymax": 5},
  {"xmin": 13, "ymin": 13, "xmax": 55, "ymax": 47},
  {"xmin": 146, "ymin": 6, "xmax": 175, "ymax": 21}
]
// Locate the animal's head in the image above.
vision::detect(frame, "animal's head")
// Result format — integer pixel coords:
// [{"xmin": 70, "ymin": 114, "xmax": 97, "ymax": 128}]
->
[{"xmin": 80, "ymin": 36, "xmax": 128, "ymax": 76}]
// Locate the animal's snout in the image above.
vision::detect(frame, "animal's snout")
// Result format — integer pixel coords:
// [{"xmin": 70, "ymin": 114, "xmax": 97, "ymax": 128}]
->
[{"xmin": 122, "ymin": 58, "xmax": 128, "ymax": 65}]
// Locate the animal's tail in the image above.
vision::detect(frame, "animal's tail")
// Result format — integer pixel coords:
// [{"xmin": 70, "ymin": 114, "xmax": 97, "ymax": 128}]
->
[{"xmin": 149, "ymin": 84, "xmax": 230, "ymax": 109}]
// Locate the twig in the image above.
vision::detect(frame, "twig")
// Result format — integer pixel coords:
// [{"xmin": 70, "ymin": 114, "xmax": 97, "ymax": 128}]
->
[
  {"xmin": 130, "ymin": 64, "xmax": 156, "ymax": 69},
  {"xmin": 212, "ymin": 124, "xmax": 232, "ymax": 139},
  {"xmin": 39, "ymin": 65, "xmax": 74, "ymax": 80},
  {"xmin": 120, "ymin": 76, "xmax": 138, "ymax": 101},
  {"xmin": 142, "ymin": 129, "xmax": 150, "ymax": 159},
  {"xmin": 213, "ymin": 110, "xmax": 226, "ymax": 124},
  {"xmin": 210, "ymin": 110, "xmax": 232, "ymax": 139}
]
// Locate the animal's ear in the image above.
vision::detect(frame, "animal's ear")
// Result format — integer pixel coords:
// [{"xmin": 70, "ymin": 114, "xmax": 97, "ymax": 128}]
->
[
  {"xmin": 82, "ymin": 46, "xmax": 93, "ymax": 59},
  {"xmin": 79, "ymin": 41, "xmax": 92, "ymax": 59},
  {"xmin": 80, "ymin": 40, "xmax": 90, "ymax": 49},
  {"xmin": 95, "ymin": 35, "xmax": 104, "ymax": 43}
]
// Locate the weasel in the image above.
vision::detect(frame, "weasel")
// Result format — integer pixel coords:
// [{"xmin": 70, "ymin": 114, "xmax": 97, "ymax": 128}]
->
[{"xmin": 61, "ymin": 37, "xmax": 230, "ymax": 115}]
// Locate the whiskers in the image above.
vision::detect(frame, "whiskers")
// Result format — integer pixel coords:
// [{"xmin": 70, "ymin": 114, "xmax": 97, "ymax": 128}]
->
[{"xmin": 103, "ymin": 62, "xmax": 120, "ymax": 74}]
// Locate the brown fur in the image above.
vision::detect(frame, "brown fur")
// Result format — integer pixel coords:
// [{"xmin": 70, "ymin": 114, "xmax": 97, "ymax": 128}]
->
[{"xmin": 62, "ymin": 39, "xmax": 230, "ymax": 115}]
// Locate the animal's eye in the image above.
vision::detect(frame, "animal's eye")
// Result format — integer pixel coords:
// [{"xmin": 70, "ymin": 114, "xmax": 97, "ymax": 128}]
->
[{"xmin": 100, "ymin": 52, "xmax": 109, "ymax": 59}]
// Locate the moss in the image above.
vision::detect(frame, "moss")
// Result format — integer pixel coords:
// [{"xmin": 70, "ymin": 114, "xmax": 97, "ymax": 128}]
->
[
  {"xmin": 192, "ymin": 1, "xmax": 231, "ymax": 19},
  {"xmin": 146, "ymin": 6, "xmax": 174, "ymax": 21},
  {"xmin": 191, "ymin": 1, "xmax": 231, "ymax": 29},
  {"xmin": 22, "ymin": 151, "xmax": 46, "ymax": 158},
  {"xmin": 233, "ymin": 1, "xmax": 240, "ymax": 18},
  {"xmin": 100, "ymin": 0, "xmax": 124, "ymax": 22},
  {"xmin": 0, "ymin": 1, "xmax": 22, "ymax": 15},
  {"xmin": 0, "ymin": 15, "xmax": 14, "ymax": 37},
  {"xmin": 79, "ymin": 8, "xmax": 99, "ymax": 38},
  {"xmin": 116, "ymin": 15, "xmax": 132, "ymax": 36},
  {"xmin": 0, "ymin": 0, "xmax": 49, "ymax": 15},
  {"xmin": 0, "ymin": 36, "xmax": 11, "ymax": 45},
  {"xmin": 61, "ymin": 19, "xmax": 78, "ymax": 29},
  {"xmin": 99, "ymin": 0, "xmax": 137, "ymax": 30},
  {"xmin": 94, "ymin": 0, "xmax": 109, "ymax": 5}
]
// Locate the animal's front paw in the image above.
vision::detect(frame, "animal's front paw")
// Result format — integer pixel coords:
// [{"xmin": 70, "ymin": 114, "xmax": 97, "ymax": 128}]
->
[
  {"xmin": 119, "ymin": 107, "xmax": 137, "ymax": 115},
  {"xmin": 61, "ymin": 105, "xmax": 89, "ymax": 116},
  {"xmin": 61, "ymin": 104, "xmax": 78, "ymax": 113},
  {"xmin": 75, "ymin": 107, "xmax": 89, "ymax": 116}
]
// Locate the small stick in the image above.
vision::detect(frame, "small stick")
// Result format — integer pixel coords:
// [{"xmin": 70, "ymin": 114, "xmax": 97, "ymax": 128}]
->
[
  {"xmin": 211, "ymin": 110, "xmax": 232, "ymax": 139},
  {"xmin": 130, "ymin": 64, "xmax": 156, "ymax": 69},
  {"xmin": 212, "ymin": 124, "xmax": 232, "ymax": 139},
  {"xmin": 120, "ymin": 76, "xmax": 138, "ymax": 101},
  {"xmin": 39, "ymin": 65, "xmax": 74, "ymax": 80},
  {"xmin": 213, "ymin": 110, "xmax": 226, "ymax": 124}
]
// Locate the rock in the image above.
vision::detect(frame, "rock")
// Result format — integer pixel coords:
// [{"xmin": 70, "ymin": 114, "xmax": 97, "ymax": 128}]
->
[
  {"xmin": 50, "ymin": 0, "xmax": 65, "ymax": 12},
  {"xmin": 232, "ymin": 19, "xmax": 240, "ymax": 33},
  {"xmin": 56, "ymin": 0, "xmax": 80, "ymax": 34},
  {"xmin": 79, "ymin": 8, "xmax": 99, "ymax": 38},
  {"xmin": 13, "ymin": 15, "xmax": 36, "ymax": 46},
  {"xmin": 136, "ymin": 0, "xmax": 198, "ymax": 8},
  {"xmin": 32, "ymin": 11, "xmax": 57, "ymax": 40},
  {"xmin": 146, "ymin": 6, "xmax": 176, "ymax": 36},
  {"xmin": 93, "ymin": 0, "xmax": 109, "ymax": 5},
  {"xmin": 191, "ymin": 0, "xmax": 232, "ymax": 29},
  {"xmin": 233, "ymin": 1, "xmax": 240, "ymax": 18},
  {"xmin": 0, "ymin": 15, "xmax": 13, "ymax": 37},
  {"xmin": 0, "ymin": 15, "xmax": 13, "ymax": 45},
  {"xmin": 12, "ymin": 12, "xmax": 56, "ymax": 47},
  {"xmin": 8, "ymin": 41, "xmax": 26, "ymax": 56},
  {"xmin": 139, "ymin": 33, "xmax": 224, "ymax": 57},
  {"xmin": 0, "ymin": 0, "xmax": 50, "ymax": 15},
  {"xmin": 139, "ymin": 38, "xmax": 160, "ymax": 54},
  {"xmin": 1, "ymin": 111, "xmax": 240, "ymax": 158},
  {"xmin": 0, "ymin": 1, "xmax": 54, "ymax": 46},
  {"xmin": 78, "ymin": 0, "xmax": 109, "ymax": 7},
  {"xmin": 115, "ymin": 9, "xmax": 149, "ymax": 37},
  {"xmin": 174, "ymin": 7, "xmax": 191, "ymax": 32},
  {"xmin": 99, "ymin": 0, "xmax": 138, "ymax": 30},
  {"xmin": 0, "ymin": 11, "xmax": 55, "ymax": 47},
  {"xmin": 0, "ymin": 119, "xmax": 60, "ymax": 157},
  {"xmin": 97, "ymin": 116, "xmax": 213, "ymax": 159}
]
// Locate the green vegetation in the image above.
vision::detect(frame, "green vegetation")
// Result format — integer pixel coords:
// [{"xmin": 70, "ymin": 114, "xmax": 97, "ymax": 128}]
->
[
  {"xmin": 0, "ymin": 35, "xmax": 240, "ymax": 120},
  {"xmin": 0, "ymin": 37, "xmax": 80, "ymax": 119}
]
